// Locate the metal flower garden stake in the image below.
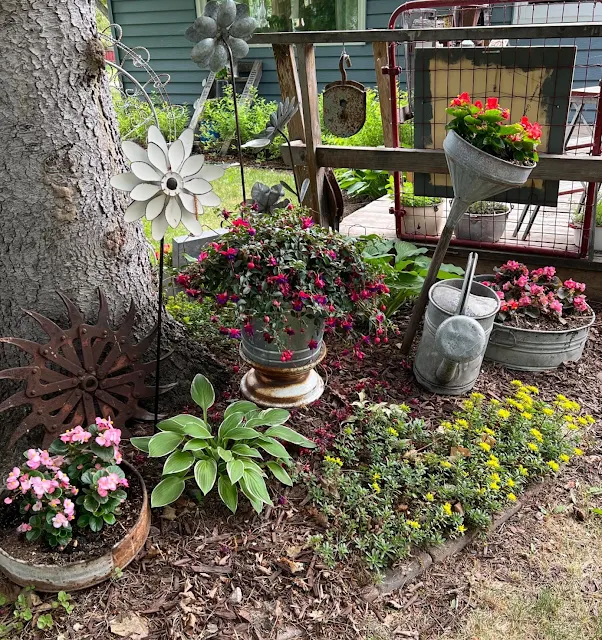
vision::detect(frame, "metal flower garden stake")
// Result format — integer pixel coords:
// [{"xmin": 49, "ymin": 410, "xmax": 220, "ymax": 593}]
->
[{"xmin": 186, "ymin": 0, "xmax": 257, "ymax": 203}]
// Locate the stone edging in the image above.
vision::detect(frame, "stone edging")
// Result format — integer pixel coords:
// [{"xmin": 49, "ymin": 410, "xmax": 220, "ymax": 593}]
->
[{"xmin": 377, "ymin": 480, "xmax": 547, "ymax": 595}]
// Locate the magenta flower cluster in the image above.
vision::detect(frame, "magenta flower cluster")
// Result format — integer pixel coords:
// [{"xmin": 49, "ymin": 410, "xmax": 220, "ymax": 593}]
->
[{"xmin": 3, "ymin": 417, "xmax": 128, "ymax": 549}]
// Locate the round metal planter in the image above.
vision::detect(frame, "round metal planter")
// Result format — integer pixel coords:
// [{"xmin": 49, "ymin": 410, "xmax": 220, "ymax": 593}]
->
[
  {"xmin": 475, "ymin": 274, "xmax": 595, "ymax": 371},
  {"xmin": 0, "ymin": 462, "xmax": 150, "ymax": 593},
  {"xmin": 240, "ymin": 317, "xmax": 326, "ymax": 408},
  {"xmin": 400, "ymin": 205, "xmax": 445, "ymax": 236},
  {"xmin": 455, "ymin": 207, "xmax": 510, "ymax": 243}
]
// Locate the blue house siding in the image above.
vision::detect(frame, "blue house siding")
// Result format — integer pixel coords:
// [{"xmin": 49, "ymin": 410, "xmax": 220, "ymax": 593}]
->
[{"xmin": 108, "ymin": 0, "xmax": 399, "ymax": 105}]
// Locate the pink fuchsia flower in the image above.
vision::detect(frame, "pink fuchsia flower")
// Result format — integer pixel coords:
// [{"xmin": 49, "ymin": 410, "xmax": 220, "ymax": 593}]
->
[
  {"xmin": 243, "ymin": 322, "xmax": 254, "ymax": 337},
  {"xmin": 198, "ymin": 251, "xmax": 209, "ymax": 262},
  {"xmin": 231, "ymin": 217, "xmax": 250, "ymax": 228},
  {"xmin": 228, "ymin": 328, "xmax": 242, "ymax": 339},
  {"xmin": 25, "ymin": 449, "xmax": 42, "ymax": 470},
  {"xmin": 219, "ymin": 247, "xmax": 238, "ymax": 260},
  {"xmin": 16, "ymin": 523, "xmax": 32, "ymax": 533},
  {"xmin": 314, "ymin": 274, "xmax": 325, "ymax": 288},
  {"xmin": 301, "ymin": 217, "xmax": 314, "ymax": 229},
  {"xmin": 176, "ymin": 273, "xmax": 191, "ymax": 288},
  {"xmin": 95, "ymin": 427, "xmax": 121, "ymax": 448},
  {"xmin": 280, "ymin": 350, "xmax": 294, "ymax": 362},
  {"xmin": 549, "ymin": 299, "xmax": 563, "ymax": 314},
  {"xmin": 308, "ymin": 339, "xmax": 319, "ymax": 350},
  {"xmin": 216, "ymin": 292, "xmax": 229, "ymax": 305},
  {"xmin": 268, "ymin": 256, "xmax": 278, "ymax": 266},
  {"xmin": 52, "ymin": 512, "xmax": 70, "ymax": 529}
]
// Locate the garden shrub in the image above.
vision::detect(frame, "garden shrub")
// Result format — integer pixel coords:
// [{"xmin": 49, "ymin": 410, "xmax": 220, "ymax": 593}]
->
[
  {"xmin": 335, "ymin": 168, "xmax": 390, "ymax": 199},
  {"xmin": 305, "ymin": 381, "xmax": 591, "ymax": 571}
]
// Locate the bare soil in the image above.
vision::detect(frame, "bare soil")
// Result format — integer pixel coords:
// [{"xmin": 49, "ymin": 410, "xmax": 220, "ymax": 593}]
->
[{"xmin": 500, "ymin": 311, "xmax": 594, "ymax": 332}]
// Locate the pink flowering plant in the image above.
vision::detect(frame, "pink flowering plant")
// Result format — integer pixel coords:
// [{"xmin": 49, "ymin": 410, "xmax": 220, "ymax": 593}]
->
[
  {"xmin": 446, "ymin": 93, "xmax": 542, "ymax": 165},
  {"xmin": 176, "ymin": 206, "xmax": 391, "ymax": 359},
  {"xmin": 481, "ymin": 260, "xmax": 590, "ymax": 323},
  {"xmin": 3, "ymin": 417, "xmax": 128, "ymax": 549}
]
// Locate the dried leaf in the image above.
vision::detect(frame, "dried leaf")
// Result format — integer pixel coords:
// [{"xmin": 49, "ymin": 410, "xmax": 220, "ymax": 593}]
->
[
  {"xmin": 450, "ymin": 446, "xmax": 471, "ymax": 457},
  {"xmin": 109, "ymin": 613, "xmax": 149, "ymax": 639},
  {"xmin": 276, "ymin": 557, "xmax": 304, "ymax": 574}
]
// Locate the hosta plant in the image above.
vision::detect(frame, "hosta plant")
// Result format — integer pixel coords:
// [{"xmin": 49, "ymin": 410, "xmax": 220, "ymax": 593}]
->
[{"xmin": 132, "ymin": 375, "xmax": 315, "ymax": 512}]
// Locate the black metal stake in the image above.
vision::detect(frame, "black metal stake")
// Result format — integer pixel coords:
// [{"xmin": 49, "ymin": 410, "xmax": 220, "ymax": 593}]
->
[
  {"xmin": 226, "ymin": 43, "xmax": 247, "ymax": 205},
  {"xmin": 278, "ymin": 128, "xmax": 302, "ymax": 202},
  {"xmin": 153, "ymin": 237, "xmax": 165, "ymax": 427}
]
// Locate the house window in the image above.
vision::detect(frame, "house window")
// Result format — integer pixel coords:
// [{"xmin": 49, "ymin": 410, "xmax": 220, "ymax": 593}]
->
[{"xmin": 242, "ymin": 0, "xmax": 365, "ymax": 32}]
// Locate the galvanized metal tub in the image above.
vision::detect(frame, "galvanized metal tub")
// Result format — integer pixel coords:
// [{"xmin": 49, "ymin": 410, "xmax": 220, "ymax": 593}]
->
[
  {"xmin": 455, "ymin": 206, "xmax": 510, "ymax": 243},
  {"xmin": 475, "ymin": 274, "xmax": 595, "ymax": 371},
  {"xmin": 413, "ymin": 279, "xmax": 500, "ymax": 395},
  {"xmin": 400, "ymin": 205, "xmax": 445, "ymax": 236},
  {"xmin": 0, "ymin": 462, "xmax": 150, "ymax": 593}
]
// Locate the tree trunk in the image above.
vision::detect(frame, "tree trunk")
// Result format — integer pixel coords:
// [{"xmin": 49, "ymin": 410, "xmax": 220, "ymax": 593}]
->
[{"xmin": 0, "ymin": 0, "xmax": 224, "ymax": 462}]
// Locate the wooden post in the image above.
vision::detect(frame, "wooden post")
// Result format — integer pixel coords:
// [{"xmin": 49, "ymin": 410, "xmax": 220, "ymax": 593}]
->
[
  {"xmin": 297, "ymin": 44, "xmax": 327, "ymax": 226},
  {"xmin": 372, "ymin": 42, "xmax": 394, "ymax": 149},
  {"xmin": 272, "ymin": 44, "xmax": 308, "ymax": 195}
]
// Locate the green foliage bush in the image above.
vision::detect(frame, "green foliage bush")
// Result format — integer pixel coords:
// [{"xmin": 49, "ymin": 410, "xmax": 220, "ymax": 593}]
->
[
  {"xmin": 335, "ymin": 168, "xmax": 390, "ymax": 199},
  {"xmin": 306, "ymin": 383, "xmax": 589, "ymax": 572}
]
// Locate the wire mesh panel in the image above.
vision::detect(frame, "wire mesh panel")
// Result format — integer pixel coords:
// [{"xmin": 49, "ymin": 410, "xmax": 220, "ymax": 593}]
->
[{"xmin": 387, "ymin": 0, "xmax": 602, "ymax": 258}]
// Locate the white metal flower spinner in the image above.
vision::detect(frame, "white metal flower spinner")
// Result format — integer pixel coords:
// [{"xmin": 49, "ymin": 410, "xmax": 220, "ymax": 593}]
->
[{"xmin": 111, "ymin": 126, "xmax": 224, "ymax": 240}]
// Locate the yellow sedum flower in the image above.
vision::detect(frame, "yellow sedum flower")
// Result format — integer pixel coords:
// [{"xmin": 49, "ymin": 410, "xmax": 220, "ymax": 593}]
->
[
  {"xmin": 497, "ymin": 409, "xmax": 511, "ymax": 420},
  {"xmin": 483, "ymin": 427, "xmax": 496, "ymax": 436},
  {"xmin": 556, "ymin": 394, "xmax": 567, "ymax": 402},
  {"xmin": 507, "ymin": 493, "xmax": 517, "ymax": 502},
  {"xmin": 463, "ymin": 400, "xmax": 475, "ymax": 411},
  {"xmin": 372, "ymin": 472, "xmax": 381, "ymax": 481},
  {"xmin": 559, "ymin": 454, "xmax": 570, "ymax": 463},
  {"xmin": 548, "ymin": 460, "xmax": 560, "ymax": 472},
  {"xmin": 479, "ymin": 442, "xmax": 491, "ymax": 453},
  {"xmin": 574, "ymin": 448, "xmax": 584, "ymax": 456},
  {"xmin": 399, "ymin": 403, "xmax": 410, "ymax": 412},
  {"xmin": 542, "ymin": 407, "xmax": 554, "ymax": 416},
  {"xmin": 490, "ymin": 398, "xmax": 500, "ymax": 405},
  {"xmin": 528, "ymin": 442, "xmax": 539, "ymax": 452},
  {"xmin": 530, "ymin": 428, "xmax": 543, "ymax": 443},
  {"xmin": 455, "ymin": 419, "xmax": 469, "ymax": 428},
  {"xmin": 521, "ymin": 412, "xmax": 533, "ymax": 420},
  {"xmin": 577, "ymin": 417, "xmax": 588, "ymax": 426},
  {"xmin": 443, "ymin": 503, "xmax": 453, "ymax": 516},
  {"xmin": 486, "ymin": 455, "xmax": 501, "ymax": 469},
  {"xmin": 518, "ymin": 465, "xmax": 529, "ymax": 476},
  {"xmin": 525, "ymin": 385, "xmax": 539, "ymax": 394},
  {"xmin": 507, "ymin": 478, "xmax": 515, "ymax": 487},
  {"xmin": 325, "ymin": 455, "xmax": 343, "ymax": 467},
  {"xmin": 407, "ymin": 519, "xmax": 421, "ymax": 529},
  {"xmin": 441, "ymin": 421, "xmax": 453, "ymax": 430},
  {"xmin": 458, "ymin": 524, "xmax": 467, "ymax": 534},
  {"xmin": 490, "ymin": 473, "xmax": 501, "ymax": 483},
  {"xmin": 490, "ymin": 482, "xmax": 500, "ymax": 490},
  {"xmin": 440, "ymin": 460, "xmax": 453, "ymax": 469},
  {"xmin": 388, "ymin": 427, "xmax": 399, "ymax": 437},
  {"xmin": 425, "ymin": 492, "xmax": 435, "ymax": 502},
  {"xmin": 511, "ymin": 380, "xmax": 523, "ymax": 387},
  {"xmin": 585, "ymin": 414, "xmax": 595, "ymax": 424},
  {"xmin": 371, "ymin": 482, "xmax": 381, "ymax": 493},
  {"xmin": 471, "ymin": 392, "xmax": 485, "ymax": 401}
]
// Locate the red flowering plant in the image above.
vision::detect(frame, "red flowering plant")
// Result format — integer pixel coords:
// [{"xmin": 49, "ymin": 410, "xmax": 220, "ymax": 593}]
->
[
  {"xmin": 480, "ymin": 260, "xmax": 590, "ymax": 323},
  {"xmin": 3, "ymin": 418, "xmax": 128, "ymax": 549},
  {"xmin": 176, "ymin": 206, "xmax": 391, "ymax": 359},
  {"xmin": 446, "ymin": 93, "xmax": 542, "ymax": 165}
]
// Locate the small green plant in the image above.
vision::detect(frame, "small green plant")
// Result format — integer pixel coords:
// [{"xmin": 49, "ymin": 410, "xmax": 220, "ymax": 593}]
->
[
  {"xmin": 362, "ymin": 236, "xmax": 463, "ymax": 316},
  {"xmin": 387, "ymin": 179, "xmax": 442, "ymax": 208},
  {"xmin": 36, "ymin": 614, "xmax": 53, "ymax": 630},
  {"xmin": 166, "ymin": 293, "xmax": 235, "ymax": 344},
  {"xmin": 467, "ymin": 200, "xmax": 510, "ymax": 215},
  {"xmin": 336, "ymin": 169, "xmax": 390, "ymax": 199},
  {"xmin": 132, "ymin": 375, "xmax": 315, "ymax": 513},
  {"xmin": 0, "ymin": 587, "xmax": 73, "ymax": 637},
  {"xmin": 572, "ymin": 199, "xmax": 602, "ymax": 226},
  {"xmin": 53, "ymin": 591, "xmax": 74, "ymax": 615}
]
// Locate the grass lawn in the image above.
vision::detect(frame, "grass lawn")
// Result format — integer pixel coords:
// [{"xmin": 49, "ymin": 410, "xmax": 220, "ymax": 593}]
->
[{"xmin": 142, "ymin": 165, "xmax": 293, "ymax": 249}]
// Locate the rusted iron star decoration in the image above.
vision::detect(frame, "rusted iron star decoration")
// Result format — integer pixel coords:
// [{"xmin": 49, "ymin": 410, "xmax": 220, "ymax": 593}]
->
[{"xmin": 0, "ymin": 290, "xmax": 174, "ymax": 447}]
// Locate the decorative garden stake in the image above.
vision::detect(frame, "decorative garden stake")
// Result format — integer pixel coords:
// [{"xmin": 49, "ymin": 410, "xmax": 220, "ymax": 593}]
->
[
  {"xmin": 249, "ymin": 182, "xmax": 290, "ymax": 213},
  {"xmin": 111, "ymin": 125, "xmax": 223, "ymax": 425},
  {"xmin": 401, "ymin": 95, "xmax": 542, "ymax": 354},
  {"xmin": 0, "ymin": 290, "xmax": 174, "ymax": 447},
  {"xmin": 186, "ymin": 0, "xmax": 257, "ymax": 203}
]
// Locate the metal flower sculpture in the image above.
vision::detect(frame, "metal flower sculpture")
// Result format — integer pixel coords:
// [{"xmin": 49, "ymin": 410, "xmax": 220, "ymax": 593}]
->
[
  {"xmin": 185, "ymin": 0, "xmax": 257, "ymax": 73},
  {"xmin": 243, "ymin": 97, "xmax": 299, "ymax": 150},
  {"xmin": 111, "ymin": 125, "xmax": 224, "ymax": 241},
  {"xmin": 249, "ymin": 182, "xmax": 290, "ymax": 214}
]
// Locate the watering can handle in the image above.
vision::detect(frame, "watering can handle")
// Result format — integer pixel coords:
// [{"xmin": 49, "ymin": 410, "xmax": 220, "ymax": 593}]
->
[
  {"xmin": 456, "ymin": 252, "xmax": 478, "ymax": 316},
  {"xmin": 339, "ymin": 53, "xmax": 351, "ymax": 83}
]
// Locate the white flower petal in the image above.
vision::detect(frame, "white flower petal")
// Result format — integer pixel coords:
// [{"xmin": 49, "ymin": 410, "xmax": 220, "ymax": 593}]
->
[
  {"xmin": 131, "ymin": 162, "xmax": 163, "ymax": 182},
  {"xmin": 122, "ymin": 141, "xmax": 148, "ymax": 164},
  {"xmin": 130, "ymin": 183, "xmax": 161, "ymax": 201},
  {"xmin": 181, "ymin": 210, "xmax": 204, "ymax": 236},
  {"xmin": 196, "ymin": 164, "xmax": 225, "ymax": 182},
  {"xmin": 147, "ymin": 142, "xmax": 168, "ymax": 175},
  {"xmin": 178, "ymin": 128, "xmax": 194, "ymax": 161},
  {"xmin": 180, "ymin": 154, "xmax": 205, "ymax": 179},
  {"xmin": 124, "ymin": 200, "xmax": 148, "ymax": 222},
  {"xmin": 146, "ymin": 194, "xmax": 166, "ymax": 220},
  {"xmin": 110, "ymin": 173, "xmax": 141, "ymax": 192},
  {"xmin": 183, "ymin": 178, "xmax": 212, "ymax": 195},
  {"xmin": 152, "ymin": 213, "xmax": 169, "ymax": 241},
  {"xmin": 179, "ymin": 191, "xmax": 198, "ymax": 214},
  {"xmin": 148, "ymin": 125, "xmax": 168, "ymax": 157},
  {"xmin": 168, "ymin": 140, "xmax": 186, "ymax": 173},
  {"xmin": 165, "ymin": 197, "xmax": 182, "ymax": 228},
  {"xmin": 197, "ymin": 191, "xmax": 221, "ymax": 207}
]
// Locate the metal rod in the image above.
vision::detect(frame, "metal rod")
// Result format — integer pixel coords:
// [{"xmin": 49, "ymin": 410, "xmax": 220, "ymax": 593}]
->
[
  {"xmin": 226, "ymin": 42, "xmax": 247, "ymax": 204},
  {"xmin": 154, "ymin": 237, "xmax": 165, "ymax": 427},
  {"xmin": 278, "ymin": 128, "xmax": 302, "ymax": 201}
]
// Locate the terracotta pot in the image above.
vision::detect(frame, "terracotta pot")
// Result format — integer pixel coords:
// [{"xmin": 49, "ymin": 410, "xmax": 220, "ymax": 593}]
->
[{"xmin": 0, "ymin": 461, "xmax": 150, "ymax": 593}]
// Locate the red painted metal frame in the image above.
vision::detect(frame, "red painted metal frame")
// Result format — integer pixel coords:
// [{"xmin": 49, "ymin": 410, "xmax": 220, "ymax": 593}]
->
[{"xmin": 386, "ymin": 0, "xmax": 601, "ymax": 258}]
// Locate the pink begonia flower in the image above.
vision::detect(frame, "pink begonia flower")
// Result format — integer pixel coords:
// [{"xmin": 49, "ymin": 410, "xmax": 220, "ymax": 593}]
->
[
  {"xmin": 97, "ymin": 473, "xmax": 122, "ymax": 497},
  {"xmin": 26, "ymin": 449, "xmax": 41, "ymax": 470},
  {"xmin": 52, "ymin": 512, "xmax": 69, "ymax": 529},
  {"xmin": 16, "ymin": 523, "xmax": 32, "ymax": 533},
  {"xmin": 49, "ymin": 498, "xmax": 60, "ymax": 508},
  {"xmin": 55, "ymin": 471, "xmax": 70, "ymax": 489},
  {"xmin": 19, "ymin": 476, "xmax": 31, "ymax": 493},
  {"xmin": 95, "ymin": 416, "xmax": 114, "ymax": 432},
  {"xmin": 61, "ymin": 425, "xmax": 92, "ymax": 444},
  {"xmin": 549, "ymin": 299, "xmax": 563, "ymax": 314},
  {"xmin": 95, "ymin": 427, "xmax": 121, "ymax": 448},
  {"xmin": 4, "ymin": 497, "xmax": 12, "ymax": 505},
  {"xmin": 6, "ymin": 467, "xmax": 20, "ymax": 490},
  {"xmin": 32, "ymin": 501, "xmax": 43, "ymax": 512},
  {"xmin": 24, "ymin": 504, "xmax": 30, "ymax": 512},
  {"xmin": 40, "ymin": 450, "xmax": 53, "ymax": 467},
  {"xmin": 574, "ymin": 295, "xmax": 588, "ymax": 312},
  {"xmin": 530, "ymin": 284, "xmax": 544, "ymax": 296},
  {"xmin": 63, "ymin": 499, "xmax": 75, "ymax": 520},
  {"xmin": 516, "ymin": 275, "xmax": 528, "ymax": 288}
]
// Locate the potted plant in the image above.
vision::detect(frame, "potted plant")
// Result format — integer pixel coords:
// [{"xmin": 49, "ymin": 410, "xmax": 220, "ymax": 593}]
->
[
  {"xmin": 388, "ymin": 179, "xmax": 444, "ymax": 236},
  {"xmin": 570, "ymin": 199, "xmax": 602, "ymax": 251},
  {"xmin": 177, "ymin": 206, "xmax": 390, "ymax": 407},
  {"xmin": 131, "ymin": 374, "xmax": 316, "ymax": 512},
  {"xmin": 455, "ymin": 200, "xmax": 512, "ymax": 243},
  {"xmin": 478, "ymin": 261, "xmax": 595, "ymax": 371},
  {"xmin": 0, "ymin": 418, "xmax": 150, "ymax": 592}
]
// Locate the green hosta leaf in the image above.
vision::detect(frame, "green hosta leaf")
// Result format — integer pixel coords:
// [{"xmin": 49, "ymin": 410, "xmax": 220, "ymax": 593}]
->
[
  {"xmin": 156, "ymin": 418, "xmax": 186, "ymax": 434},
  {"xmin": 183, "ymin": 438, "xmax": 210, "ymax": 452},
  {"xmin": 151, "ymin": 476, "xmax": 186, "ymax": 508},
  {"xmin": 218, "ymin": 475, "xmax": 238, "ymax": 513},
  {"xmin": 149, "ymin": 432, "xmax": 184, "ymax": 458},
  {"xmin": 163, "ymin": 450, "xmax": 194, "ymax": 475},
  {"xmin": 159, "ymin": 415, "xmax": 212, "ymax": 438},
  {"xmin": 218, "ymin": 412, "xmax": 245, "ymax": 442},
  {"xmin": 241, "ymin": 470, "xmax": 272, "ymax": 505},
  {"xmin": 183, "ymin": 419, "xmax": 212, "ymax": 439},
  {"xmin": 217, "ymin": 447, "xmax": 233, "ymax": 462},
  {"xmin": 194, "ymin": 458, "xmax": 217, "ymax": 495},
  {"xmin": 231, "ymin": 444, "xmax": 263, "ymax": 458},
  {"xmin": 255, "ymin": 437, "xmax": 291, "ymax": 460},
  {"xmin": 242, "ymin": 460, "xmax": 266, "ymax": 476},
  {"xmin": 130, "ymin": 436, "xmax": 151, "ymax": 453},
  {"xmin": 224, "ymin": 400, "xmax": 258, "ymax": 418},
  {"xmin": 226, "ymin": 459, "xmax": 245, "ymax": 484},
  {"xmin": 266, "ymin": 461, "xmax": 293, "ymax": 486},
  {"xmin": 239, "ymin": 478, "xmax": 266, "ymax": 513},
  {"xmin": 264, "ymin": 426, "xmax": 316, "ymax": 448},
  {"xmin": 257, "ymin": 408, "xmax": 290, "ymax": 426},
  {"xmin": 226, "ymin": 426, "xmax": 263, "ymax": 441},
  {"xmin": 191, "ymin": 374, "xmax": 215, "ymax": 412}
]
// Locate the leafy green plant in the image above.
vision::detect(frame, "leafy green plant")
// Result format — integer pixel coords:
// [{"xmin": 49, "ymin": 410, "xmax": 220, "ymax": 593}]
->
[
  {"xmin": 336, "ymin": 169, "xmax": 390, "ymax": 199},
  {"xmin": 361, "ymin": 236, "xmax": 463, "ymax": 316},
  {"xmin": 386, "ymin": 179, "xmax": 442, "ymax": 208},
  {"xmin": 466, "ymin": 200, "xmax": 510, "ymax": 215},
  {"xmin": 572, "ymin": 199, "xmax": 602, "ymax": 226},
  {"xmin": 305, "ymin": 382, "xmax": 589, "ymax": 571},
  {"xmin": 132, "ymin": 375, "xmax": 315, "ymax": 513},
  {"xmin": 0, "ymin": 588, "xmax": 74, "ymax": 637}
]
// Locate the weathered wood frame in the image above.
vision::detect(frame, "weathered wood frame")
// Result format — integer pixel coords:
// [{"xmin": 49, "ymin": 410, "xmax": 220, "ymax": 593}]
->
[{"xmin": 260, "ymin": 23, "xmax": 602, "ymax": 224}]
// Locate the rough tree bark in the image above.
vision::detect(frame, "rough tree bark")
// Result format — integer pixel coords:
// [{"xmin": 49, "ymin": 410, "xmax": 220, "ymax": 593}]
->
[{"xmin": 0, "ymin": 0, "xmax": 224, "ymax": 461}]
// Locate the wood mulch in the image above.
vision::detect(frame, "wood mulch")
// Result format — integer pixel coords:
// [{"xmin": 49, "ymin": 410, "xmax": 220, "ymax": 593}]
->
[{"xmin": 2, "ymin": 303, "xmax": 601, "ymax": 639}]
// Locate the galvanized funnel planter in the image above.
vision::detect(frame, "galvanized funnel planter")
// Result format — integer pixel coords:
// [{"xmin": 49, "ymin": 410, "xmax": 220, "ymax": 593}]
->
[{"xmin": 240, "ymin": 317, "xmax": 326, "ymax": 408}]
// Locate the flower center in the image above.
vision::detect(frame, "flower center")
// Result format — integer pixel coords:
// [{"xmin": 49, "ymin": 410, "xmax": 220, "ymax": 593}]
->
[{"xmin": 166, "ymin": 177, "xmax": 178, "ymax": 190}]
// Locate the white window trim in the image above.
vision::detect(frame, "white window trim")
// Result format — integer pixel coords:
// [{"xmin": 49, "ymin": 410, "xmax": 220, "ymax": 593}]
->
[{"xmin": 195, "ymin": 0, "xmax": 367, "ymax": 47}]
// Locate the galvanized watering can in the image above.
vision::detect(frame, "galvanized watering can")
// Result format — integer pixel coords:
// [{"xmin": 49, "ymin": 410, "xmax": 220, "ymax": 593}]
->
[{"xmin": 413, "ymin": 253, "xmax": 501, "ymax": 395}]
